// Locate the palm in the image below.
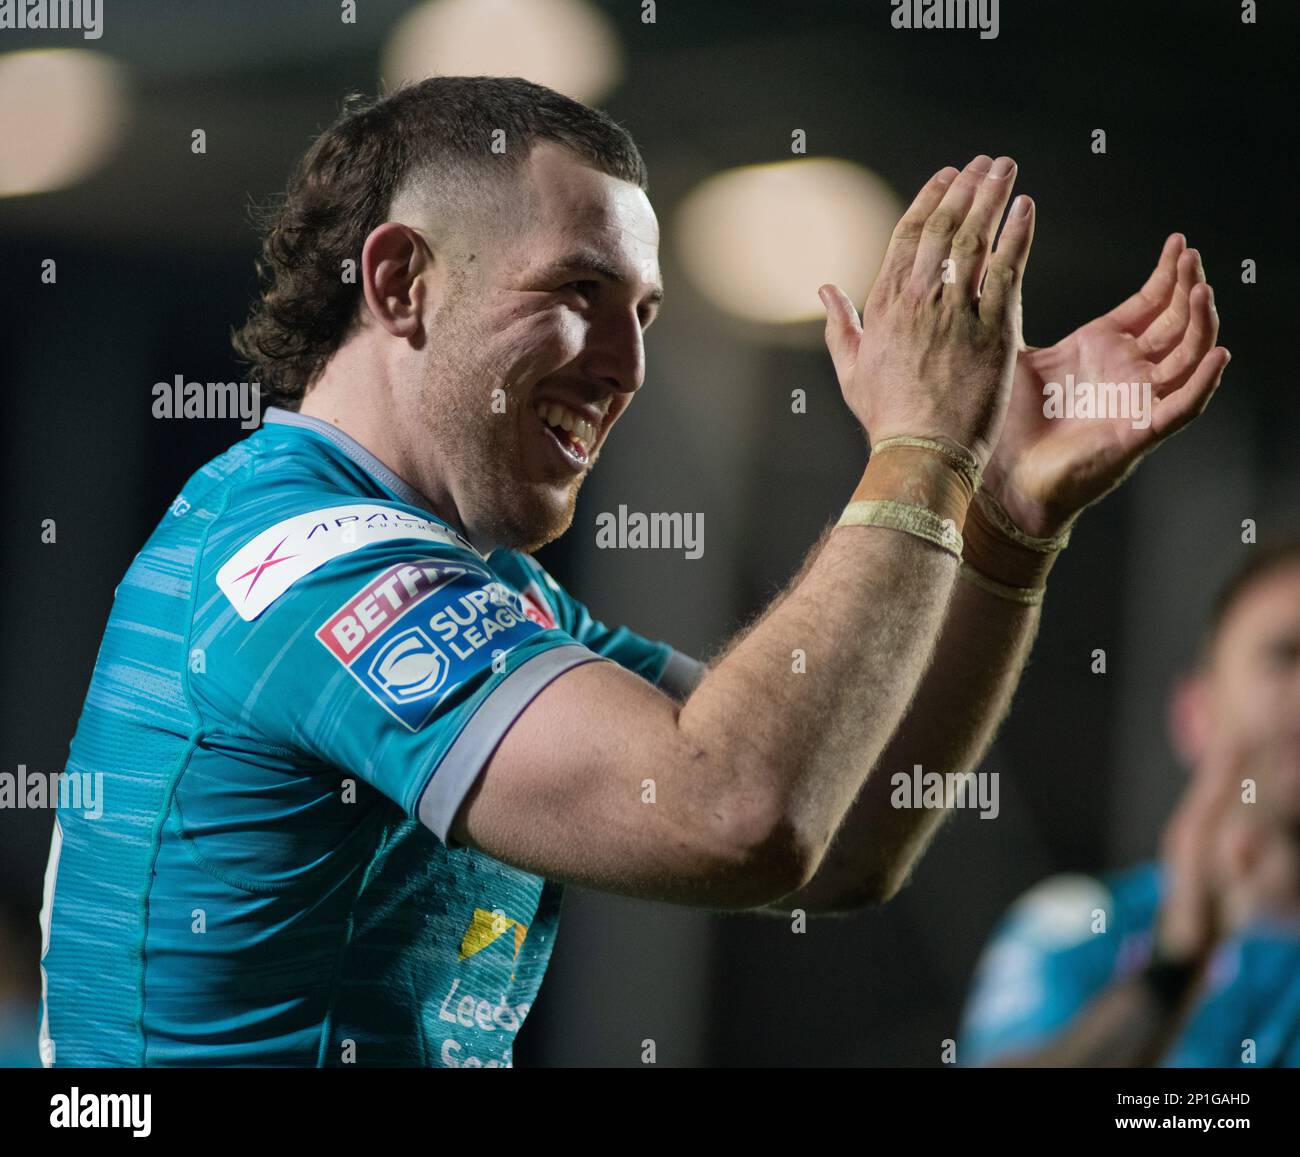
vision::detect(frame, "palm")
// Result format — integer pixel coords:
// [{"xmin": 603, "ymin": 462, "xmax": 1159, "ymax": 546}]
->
[
  {"xmin": 996, "ymin": 321, "xmax": 1159, "ymax": 523},
  {"xmin": 982, "ymin": 235, "xmax": 1227, "ymax": 537}
]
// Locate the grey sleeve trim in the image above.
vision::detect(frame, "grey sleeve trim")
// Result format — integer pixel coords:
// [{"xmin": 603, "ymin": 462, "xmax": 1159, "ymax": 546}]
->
[
  {"xmin": 416, "ymin": 642, "xmax": 604, "ymax": 845},
  {"xmin": 657, "ymin": 648, "xmax": 706, "ymax": 702},
  {"xmin": 263, "ymin": 406, "xmax": 434, "ymax": 514}
]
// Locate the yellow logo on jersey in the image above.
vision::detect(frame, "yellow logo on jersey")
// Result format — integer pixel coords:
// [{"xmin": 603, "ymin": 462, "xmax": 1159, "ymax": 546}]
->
[{"xmin": 458, "ymin": 908, "xmax": 529, "ymax": 964}]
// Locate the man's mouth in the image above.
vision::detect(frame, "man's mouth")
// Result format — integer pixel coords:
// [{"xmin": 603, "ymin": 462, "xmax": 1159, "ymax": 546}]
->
[{"xmin": 533, "ymin": 400, "xmax": 597, "ymax": 468}]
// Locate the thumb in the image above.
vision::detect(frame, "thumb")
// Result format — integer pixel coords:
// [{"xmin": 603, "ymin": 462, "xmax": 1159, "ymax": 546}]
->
[{"xmin": 819, "ymin": 283, "xmax": 862, "ymax": 378}]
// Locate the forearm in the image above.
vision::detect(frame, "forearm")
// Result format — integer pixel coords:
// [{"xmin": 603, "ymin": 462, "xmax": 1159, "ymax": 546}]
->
[
  {"xmin": 677, "ymin": 460, "xmax": 962, "ymax": 875},
  {"xmin": 773, "ymin": 571, "xmax": 1040, "ymax": 910},
  {"xmin": 666, "ymin": 152, "xmax": 1035, "ymax": 888},
  {"xmin": 989, "ymin": 967, "xmax": 1207, "ymax": 1068}
]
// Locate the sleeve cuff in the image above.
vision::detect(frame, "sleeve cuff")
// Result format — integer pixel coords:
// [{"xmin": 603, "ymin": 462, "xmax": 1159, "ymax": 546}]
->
[
  {"xmin": 656, "ymin": 648, "xmax": 706, "ymax": 702},
  {"xmin": 416, "ymin": 642, "xmax": 605, "ymax": 844}
]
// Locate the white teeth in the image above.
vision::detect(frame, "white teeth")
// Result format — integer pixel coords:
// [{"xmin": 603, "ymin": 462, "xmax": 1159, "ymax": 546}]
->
[{"xmin": 534, "ymin": 401, "xmax": 598, "ymax": 455}]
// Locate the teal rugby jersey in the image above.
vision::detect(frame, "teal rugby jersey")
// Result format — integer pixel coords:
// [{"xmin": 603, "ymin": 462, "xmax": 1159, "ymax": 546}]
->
[
  {"xmin": 39, "ymin": 407, "xmax": 701, "ymax": 1067},
  {"xmin": 960, "ymin": 863, "xmax": 1300, "ymax": 1067}
]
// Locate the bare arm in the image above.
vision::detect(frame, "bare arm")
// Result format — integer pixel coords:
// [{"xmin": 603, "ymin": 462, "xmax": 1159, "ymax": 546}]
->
[
  {"xmin": 766, "ymin": 221, "xmax": 1231, "ymax": 915},
  {"xmin": 767, "ymin": 569, "xmax": 1041, "ymax": 913},
  {"xmin": 451, "ymin": 157, "xmax": 1036, "ymax": 909},
  {"xmin": 455, "ymin": 522, "xmax": 957, "ymax": 908}
]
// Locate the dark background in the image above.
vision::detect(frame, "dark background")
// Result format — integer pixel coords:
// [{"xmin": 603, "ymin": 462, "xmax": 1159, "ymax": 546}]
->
[{"xmin": 1, "ymin": 0, "xmax": 1296, "ymax": 1066}]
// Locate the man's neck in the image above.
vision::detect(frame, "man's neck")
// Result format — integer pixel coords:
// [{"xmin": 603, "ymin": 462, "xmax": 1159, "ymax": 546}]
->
[{"xmin": 295, "ymin": 383, "xmax": 489, "ymax": 554}]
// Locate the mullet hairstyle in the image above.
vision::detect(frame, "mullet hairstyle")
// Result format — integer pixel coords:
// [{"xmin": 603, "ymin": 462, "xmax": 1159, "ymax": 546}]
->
[{"xmin": 233, "ymin": 75, "xmax": 648, "ymax": 409}]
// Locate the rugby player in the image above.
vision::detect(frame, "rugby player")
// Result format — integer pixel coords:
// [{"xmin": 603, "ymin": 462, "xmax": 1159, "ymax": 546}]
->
[
  {"xmin": 961, "ymin": 538, "xmax": 1300, "ymax": 1066},
  {"xmin": 39, "ymin": 76, "xmax": 1228, "ymax": 1066}
]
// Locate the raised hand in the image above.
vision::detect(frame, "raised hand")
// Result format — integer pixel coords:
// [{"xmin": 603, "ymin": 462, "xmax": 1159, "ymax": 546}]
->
[
  {"xmin": 820, "ymin": 155, "xmax": 1034, "ymax": 470},
  {"xmin": 1157, "ymin": 728, "xmax": 1247, "ymax": 962},
  {"xmin": 981, "ymin": 233, "xmax": 1230, "ymax": 537}
]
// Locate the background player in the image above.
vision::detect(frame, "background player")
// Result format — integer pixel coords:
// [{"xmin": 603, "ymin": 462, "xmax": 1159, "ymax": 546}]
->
[{"xmin": 961, "ymin": 538, "xmax": 1300, "ymax": 1066}]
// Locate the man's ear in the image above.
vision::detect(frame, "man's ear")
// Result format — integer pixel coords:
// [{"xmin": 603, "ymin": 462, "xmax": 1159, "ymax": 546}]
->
[
  {"xmin": 361, "ymin": 222, "xmax": 429, "ymax": 339},
  {"xmin": 1168, "ymin": 671, "xmax": 1211, "ymax": 768}
]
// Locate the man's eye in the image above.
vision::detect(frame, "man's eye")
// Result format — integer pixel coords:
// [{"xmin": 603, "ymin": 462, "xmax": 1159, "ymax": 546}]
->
[
  {"xmin": 1266, "ymin": 640, "xmax": 1300, "ymax": 669},
  {"xmin": 562, "ymin": 281, "xmax": 597, "ymax": 299}
]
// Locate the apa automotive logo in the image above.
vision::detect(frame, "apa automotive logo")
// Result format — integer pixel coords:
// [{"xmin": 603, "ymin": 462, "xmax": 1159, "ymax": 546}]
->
[
  {"xmin": 317, "ymin": 558, "xmax": 544, "ymax": 730},
  {"xmin": 217, "ymin": 504, "xmax": 477, "ymax": 621}
]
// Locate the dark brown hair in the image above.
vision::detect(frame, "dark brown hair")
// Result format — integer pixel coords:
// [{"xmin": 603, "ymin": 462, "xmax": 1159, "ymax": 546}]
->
[
  {"xmin": 233, "ymin": 75, "xmax": 648, "ymax": 408},
  {"xmin": 1201, "ymin": 533, "xmax": 1300, "ymax": 659}
]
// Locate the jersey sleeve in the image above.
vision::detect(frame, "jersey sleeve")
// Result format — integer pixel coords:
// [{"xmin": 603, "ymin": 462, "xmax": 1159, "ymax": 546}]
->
[
  {"xmin": 517, "ymin": 555, "xmax": 706, "ymax": 699},
  {"xmin": 196, "ymin": 536, "xmax": 603, "ymax": 845},
  {"xmin": 958, "ymin": 873, "xmax": 1122, "ymax": 1065}
]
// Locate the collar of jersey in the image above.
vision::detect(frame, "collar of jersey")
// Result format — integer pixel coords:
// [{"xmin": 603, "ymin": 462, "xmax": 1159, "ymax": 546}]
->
[{"xmin": 262, "ymin": 406, "xmax": 486, "ymax": 559}]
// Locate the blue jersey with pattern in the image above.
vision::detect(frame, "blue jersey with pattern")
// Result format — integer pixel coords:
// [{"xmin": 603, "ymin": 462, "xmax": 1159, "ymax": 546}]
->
[
  {"xmin": 960, "ymin": 862, "xmax": 1300, "ymax": 1067},
  {"xmin": 38, "ymin": 408, "xmax": 691, "ymax": 1067}
]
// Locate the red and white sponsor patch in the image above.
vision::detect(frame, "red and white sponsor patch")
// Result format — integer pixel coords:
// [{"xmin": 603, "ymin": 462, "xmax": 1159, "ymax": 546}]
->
[
  {"xmin": 316, "ymin": 560, "xmax": 473, "ymax": 662},
  {"xmin": 519, "ymin": 580, "xmax": 557, "ymax": 629}
]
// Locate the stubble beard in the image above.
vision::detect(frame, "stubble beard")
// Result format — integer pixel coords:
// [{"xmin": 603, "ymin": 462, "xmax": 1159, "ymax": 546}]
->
[
  {"xmin": 477, "ymin": 380, "xmax": 586, "ymax": 553},
  {"xmin": 423, "ymin": 313, "xmax": 584, "ymax": 556}
]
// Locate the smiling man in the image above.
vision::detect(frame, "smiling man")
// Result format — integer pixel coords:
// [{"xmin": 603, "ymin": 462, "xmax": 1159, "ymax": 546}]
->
[{"xmin": 38, "ymin": 76, "xmax": 1227, "ymax": 1067}]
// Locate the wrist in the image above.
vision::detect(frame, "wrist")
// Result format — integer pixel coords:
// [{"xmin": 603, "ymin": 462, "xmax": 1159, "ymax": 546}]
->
[
  {"xmin": 959, "ymin": 490, "xmax": 1071, "ymax": 603},
  {"xmin": 838, "ymin": 436, "xmax": 980, "ymax": 559},
  {"xmin": 1002, "ymin": 498, "xmax": 1078, "ymax": 541},
  {"xmin": 1154, "ymin": 899, "xmax": 1217, "ymax": 966},
  {"xmin": 976, "ymin": 460, "xmax": 1080, "ymax": 540},
  {"xmin": 851, "ymin": 436, "xmax": 980, "ymax": 515},
  {"xmin": 1139, "ymin": 942, "xmax": 1209, "ymax": 1011}
]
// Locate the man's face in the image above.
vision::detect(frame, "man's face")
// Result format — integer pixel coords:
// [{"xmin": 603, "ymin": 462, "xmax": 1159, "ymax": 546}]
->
[
  {"xmin": 1203, "ymin": 561, "xmax": 1300, "ymax": 814},
  {"xmin": 399, "ymin": 142, "xmax": 662, "ymax": 555}
]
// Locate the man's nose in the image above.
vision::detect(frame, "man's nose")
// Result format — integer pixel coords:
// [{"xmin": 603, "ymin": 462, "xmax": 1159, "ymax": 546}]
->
[{"xmin": 581, "ymin": 310, "xmax": 645, "ymax": 396}]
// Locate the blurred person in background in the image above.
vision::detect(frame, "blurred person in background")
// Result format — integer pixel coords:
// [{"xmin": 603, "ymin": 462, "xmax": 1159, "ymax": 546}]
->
[
  {"xmin": 961, "ymin": 537, "xmax": 1300, "ymax": 1067},
  {"xmin": 0, "ymin": 898, "xmax": 39, "ymax": 1066}
]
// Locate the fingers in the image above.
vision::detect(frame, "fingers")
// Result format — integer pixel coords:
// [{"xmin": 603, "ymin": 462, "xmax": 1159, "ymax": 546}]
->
[
  {"xmin": 818, "ymin": 283, "xmax": 863, "ymax": 384},
  {"xmin": 1153, "ymin": 281, "xmax": 1218, "ymax": 395},
  {"xmin": 1178, "ymin": 728, "xmax": 1244, "ymax": 843},
  {"xmin": 1138, "ymin": 249, "xmax": 1205, "ymax": 360},
  {"xmin": 979, "ymin": 195, "xmax": 1035, "ymax": 330},
  {"xmin": 907, "ymin": 154, "xmax": 993, "ymax": 292},
  {"xmin": 1107, "ymin": 232, "xmax": 1186, "ymax": 332},
  {"xmin": 1149, "ymin": 345, "xmax": 1231, "ymax": 441},
  {"xmin": 941, "ymin": 156, "xmax": 1019, "ymax": 304},
  {"xmin": 869, "ymin": 167, "xmax": 961, "ymax": 301}
]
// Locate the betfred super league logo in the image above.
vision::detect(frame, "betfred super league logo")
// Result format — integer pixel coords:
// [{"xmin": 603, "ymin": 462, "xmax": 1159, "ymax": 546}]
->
[
  {"xmin": 368, "ymin": 627, "xmax": 450, "ymax": 704},
  {"xmin": 316, "ymin": 558, "xmax": 544, "ymax": 730},
  {"xmin": 316, "ymin": 560, "xmax": 466, "ymax": 729}
]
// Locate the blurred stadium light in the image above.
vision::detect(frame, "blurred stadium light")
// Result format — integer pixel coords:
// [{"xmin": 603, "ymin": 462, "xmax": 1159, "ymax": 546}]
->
[
  {"xmin": 381, "ymin": 0, "xmax": 622, "ymax": 103},
  {"xmin": 0, "ymin": 49, "xmax": 129, "ymax": 198},
  {"xmin": 673, "ymin": 157, "xmax": 901, "ymax": 328}
]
